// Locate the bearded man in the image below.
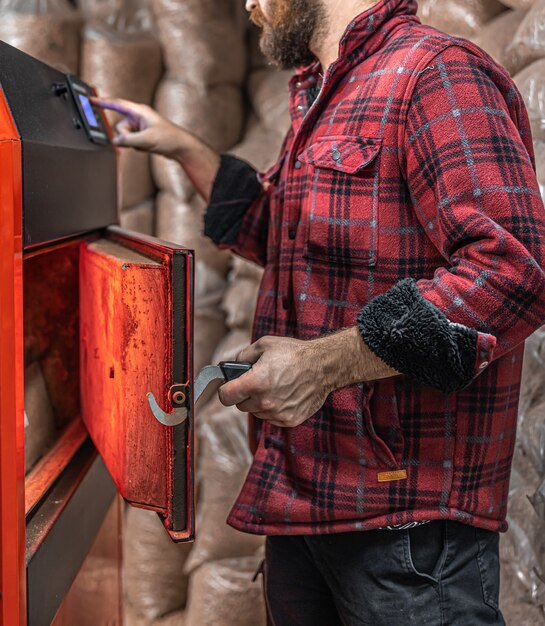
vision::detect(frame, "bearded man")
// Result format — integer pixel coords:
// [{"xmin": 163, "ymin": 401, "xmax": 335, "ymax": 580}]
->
[{"xmin": 96, "ymin": 1, "xmax": 545, "ymax": 624}]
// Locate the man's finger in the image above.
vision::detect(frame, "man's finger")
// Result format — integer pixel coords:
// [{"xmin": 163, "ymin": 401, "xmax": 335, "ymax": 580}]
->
[
  {"xmin": 237, "ymin": 340, "xmax": 266, "ymax": 364},
  {"xmin": 112, "ymin": 130, "xmax": 147, "ymax": 149},
  {"xmin": 218, "ymin": 372, "xmax": 256, "ymax": 406},
  {"xmin": 115, "ymin": 119, "xmax": 135, "ymax": 135},
  {"xmin": 236, "ymin": 398, "xmax": 266, "ymax": 413},
  {"xmin": 91, "ymin": 97, "xmax": 142, "ymax": 119}
]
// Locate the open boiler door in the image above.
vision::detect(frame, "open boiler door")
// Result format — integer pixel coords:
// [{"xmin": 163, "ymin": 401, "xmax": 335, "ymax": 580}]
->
[{"xmin": 80, "ymin": 225, "xmax": 195, "ymax": 542}]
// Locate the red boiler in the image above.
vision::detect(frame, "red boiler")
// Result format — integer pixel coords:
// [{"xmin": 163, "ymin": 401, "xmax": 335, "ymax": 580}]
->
[{"xmin": 0, "ymin": 41, "xmax": 196, "ymax": 625}]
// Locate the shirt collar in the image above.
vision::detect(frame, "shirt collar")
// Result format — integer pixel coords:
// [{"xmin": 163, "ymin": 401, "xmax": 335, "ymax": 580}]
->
[
  {"xmin": 291, "ymin": 0, "xmax": 418, "ymax": 86},
  {"xmin": 338, "ymin": 0, "xmax": 418, "ymax": 60}
]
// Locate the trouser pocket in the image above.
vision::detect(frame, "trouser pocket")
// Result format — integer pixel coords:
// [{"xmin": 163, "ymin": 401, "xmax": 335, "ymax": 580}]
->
[
  {"xmin": 475, "ymin": 527, "xmax": 501, "ymax": 613},
  {"xmin": 403, "ymin": 520, "xmax": 448, "ymax": 584}
]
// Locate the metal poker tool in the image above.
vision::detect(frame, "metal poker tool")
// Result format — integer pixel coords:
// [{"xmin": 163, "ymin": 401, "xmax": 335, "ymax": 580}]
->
[{"xmin": 147, "ymin": 361, "xmax": 252, "ymax": 427}]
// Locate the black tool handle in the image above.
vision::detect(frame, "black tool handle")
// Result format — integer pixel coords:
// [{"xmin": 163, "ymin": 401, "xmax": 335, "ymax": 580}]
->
[{"xmin": 219, "ymin": 361, "xmax": 252, "ymax": 382}]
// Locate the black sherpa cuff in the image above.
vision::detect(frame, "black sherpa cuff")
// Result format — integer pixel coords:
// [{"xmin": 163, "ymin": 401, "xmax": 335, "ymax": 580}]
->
[
  {"xmin": 204, "ymin": 154, "xmax": 262, "ymax": 246},
  {"xmin": 357, "ymin": 278, "xmax": 479, "ymax": 393}
]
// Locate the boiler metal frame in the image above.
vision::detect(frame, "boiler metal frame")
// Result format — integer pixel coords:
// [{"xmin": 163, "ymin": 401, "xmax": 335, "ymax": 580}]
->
[{"xmin": 0, "ymin": 85, "xmax": 26, "ymax": 626}]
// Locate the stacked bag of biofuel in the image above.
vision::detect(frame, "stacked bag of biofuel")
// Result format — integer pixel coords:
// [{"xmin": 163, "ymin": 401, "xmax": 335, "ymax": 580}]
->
[
  {"xmin": 81, "ymin": 0, "xmax": 162, "ymax": 233},
  {"xmin": 0, "ymin": 0, "xmax": 81, "ymax": 73}
]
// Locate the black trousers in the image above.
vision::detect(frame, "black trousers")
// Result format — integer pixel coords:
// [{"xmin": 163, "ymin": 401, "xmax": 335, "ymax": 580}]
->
[{"xmin": 264, "ymin": 520, "xmax": 505, "ymax": 626}]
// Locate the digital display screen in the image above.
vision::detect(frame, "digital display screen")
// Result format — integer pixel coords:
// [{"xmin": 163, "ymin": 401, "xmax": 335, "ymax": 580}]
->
[{"xmin": 78, "ymin": 94, "xmax": 99, "ymax": 128}]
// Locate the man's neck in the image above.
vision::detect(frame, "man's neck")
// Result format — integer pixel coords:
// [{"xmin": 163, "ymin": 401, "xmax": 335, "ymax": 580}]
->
[{"xmin": 311, "ymin": 0, "xmax": 380, "ymax": 73}]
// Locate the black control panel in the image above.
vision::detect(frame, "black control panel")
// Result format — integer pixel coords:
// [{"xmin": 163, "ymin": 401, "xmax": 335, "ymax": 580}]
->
[
  {"xmin": 66, "ymin": 75, "xmax": 109, "ymax": 144},
  {"xmin": 0, "ymin": 41, "xmax": 118, "ymax": 248}
]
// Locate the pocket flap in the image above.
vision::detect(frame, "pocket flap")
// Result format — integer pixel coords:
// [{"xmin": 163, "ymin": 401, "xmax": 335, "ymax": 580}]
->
[{"xmin": 298, "ymin": 136, "xmax": 381, "ymax": 174}]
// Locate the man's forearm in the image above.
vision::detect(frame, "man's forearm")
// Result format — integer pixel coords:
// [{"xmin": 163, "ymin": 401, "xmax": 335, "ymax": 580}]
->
[
  {"xmin": 219, "ymin": 328, "xmax": 400, "ymax": 428},
  {"xmin": 172, "ymin": 130, "xmax": 221, "ymax": 203},
  {"xmin": 313, "ymin": 326, "xmax": 399, "ymax": 391}
]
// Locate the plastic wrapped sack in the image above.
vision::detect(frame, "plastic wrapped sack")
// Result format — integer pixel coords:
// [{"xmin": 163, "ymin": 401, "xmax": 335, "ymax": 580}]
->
[
  {"xmin": 81, "ymin": 13, "xmax": 162, "ymax": 111},
  {"xmin": 473, "ymin": 9, "xmax": 527, "ymax": 73},
  {"xmin": 211, "ymin": 328, "xmax": 253, "ymax": 364},
  {"xmin": 506, "ymin": 0, "xmax": 545, "ymax": 74},
  {"xmin": 0, "ymin": 0, "xmax": 80, "ymax": 73},
  {"xmin": 185, "ymin": 397, "xmax": 263, "ymax": 573},
  {"xmin": 79, "ymin": 0, "xmax": 123, "ymax": 20},
  {"xmin": 499, "ymin": 570, "xmax": 545, "ymax": 626},
  {"xmin": 248, "ymin": 69, "xmax": 293, "ymax": 133},
  {"xmin": 155, "ymin": 192, "xmax": 231, "ymax": 277},
  {"xmin": 519, "ymin": 326, "xmax": 545, "ymax": 417},
  {"xmin": 501, "ymin": 453, "xmax": 545, "ymax": 608},
  {"xmin": 518, "ymin": 326, "xmax": 545, "ymax": 473},
  {"xmin": 230, "ymin": 255, "xmax": 265, "ymax": 283},
  {"xmin": 501, "ymin": 0, "xmax": 537, "ymax": 8},
  {"xmin": 417, "ymin": 0, "xmax": 505, "ymax": 37},
  {"xmin": 222, "ymin": 259, "xmax": 264, "ymax": 325},
  {"xmin": 222, "ymin": 265, "xmax": 261, "ymax": 331},
  {"xmin": 123, "ymin": 506, "xmax": 193, "ymax": 620},
  {"xmin": 151, "ymin": 0, "xmax": 246, "ymax": 85},
  {"xmin": 119, "ymin": 199, "xmax": 155, "ymax": 235},
  {"xmin": 519, "ymin": 399, "xmax": 545, "ymax": 474},
  {"xmin": 535, "ymin": 140, "xmax": 545, "ymax": 201},
  {"xmin": 152, "ymin": 78, "xmax": 244, "ymax": 199},
  {"xmin": 514, "ymin": 59, "xmax": 545, "ymax": 142},
  {"xmin": 24, "ymin": 362, "xmax": 56, "ymax": 473},
  {"xmin": 81, "ymin": 9, "xmax": 162, "ymax": 209},
  {"xmin": 230, "ymin": 117, "xmax": 286, "ymax": 173},
  {"xmin": 193, "ymin": 308, "xmax": 228, "ymax": 376},
  {"xmin": 185, "ymin": 557, "xmax": 267, "ymax": 626}
]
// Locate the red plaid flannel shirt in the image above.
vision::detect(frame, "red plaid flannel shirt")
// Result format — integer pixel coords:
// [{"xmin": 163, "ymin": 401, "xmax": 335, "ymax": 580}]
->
[{"xmin": 205, "ymin": 0, "xmax": 545, "ymax": 535}]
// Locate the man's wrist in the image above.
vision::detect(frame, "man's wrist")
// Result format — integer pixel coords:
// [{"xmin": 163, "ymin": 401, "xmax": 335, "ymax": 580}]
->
[
  {"xmin": 170, "ymin": 129, "xmax": 221, "ymax": 201},
  {"xmin": 312, "ymin": 326, "xmax": 399, "ymax": 392},
  {"xmin": 171, "ymin": 128, "xmax": 204, "ymax": 162}
]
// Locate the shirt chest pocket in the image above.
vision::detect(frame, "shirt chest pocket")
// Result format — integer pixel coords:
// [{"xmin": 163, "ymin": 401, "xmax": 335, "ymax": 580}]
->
[{"xmin": 298, "ymin": 136, "xmax": 381, "ymax": 267}]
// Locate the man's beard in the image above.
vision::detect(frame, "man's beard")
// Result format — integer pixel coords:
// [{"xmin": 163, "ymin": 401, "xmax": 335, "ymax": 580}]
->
[{"xmin": 250, "ymin": 0, "xmax": 324, "ymax": 70}]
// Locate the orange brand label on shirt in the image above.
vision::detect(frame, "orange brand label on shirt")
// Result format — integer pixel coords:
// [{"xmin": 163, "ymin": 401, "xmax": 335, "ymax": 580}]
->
[{"xmin": 377, "ymin": 469, "xmax": 408, "ymax": 482}]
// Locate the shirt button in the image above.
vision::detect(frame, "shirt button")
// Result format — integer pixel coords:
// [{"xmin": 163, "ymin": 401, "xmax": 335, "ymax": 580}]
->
[
  {"xmin": 332, "ymin": 150, "xmax": 341, "ymax": 161},
  {"xmin": 294, "ymin": 160, "xmax": 302, "ymax": 169},
  {"xmin": 282, "ymin": 297, "xmax": 290, "ymax": 310},
  {"xmin": 288, "ymin": 228, "xmax": 296, "ymax": 240},
  {"xmin": 479, "ymin": 361, "xmax": 489, "ymax": 370}
]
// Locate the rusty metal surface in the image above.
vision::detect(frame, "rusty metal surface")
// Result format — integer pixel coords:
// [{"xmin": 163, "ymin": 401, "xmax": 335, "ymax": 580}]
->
[
  {"xmin": 25, "ymin": 418, "xmax": 88, "ymax": 517},
  {"xmin": 23, "ymin": 242, "xmax": 81, "ymax": 429},
  {"xmin": 79, "ymin": 230, "xmax": 195, "ymax": 538},
  {"xmin": 80, "ymin": 237, "xmax": 171, "ymax": 510}
]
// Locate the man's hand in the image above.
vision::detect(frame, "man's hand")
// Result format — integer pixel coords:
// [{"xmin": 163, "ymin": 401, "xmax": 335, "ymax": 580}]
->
[
  {"xmin": 92, "ymin": 97, "xmax": 220, "ymax": 201},
  {"xmin": 218, "ymin": 335, "xmax": 332, "ymax": 428},
  {"xmin": 218, "ymin": 328, "xmax": 399, "ymax": 428},
  {"xmin": 92, "ymin": 97, "xmax": 192, "ymax": 157}
]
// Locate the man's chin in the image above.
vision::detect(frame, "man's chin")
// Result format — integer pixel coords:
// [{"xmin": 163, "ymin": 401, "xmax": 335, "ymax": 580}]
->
[
  {"xmin": 259, "ymin": 33, "xmax": 313, "ymax": 70},
  {"xmin": 259, "ymin": 33, "xmax": 284, "ymax": 69}
]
